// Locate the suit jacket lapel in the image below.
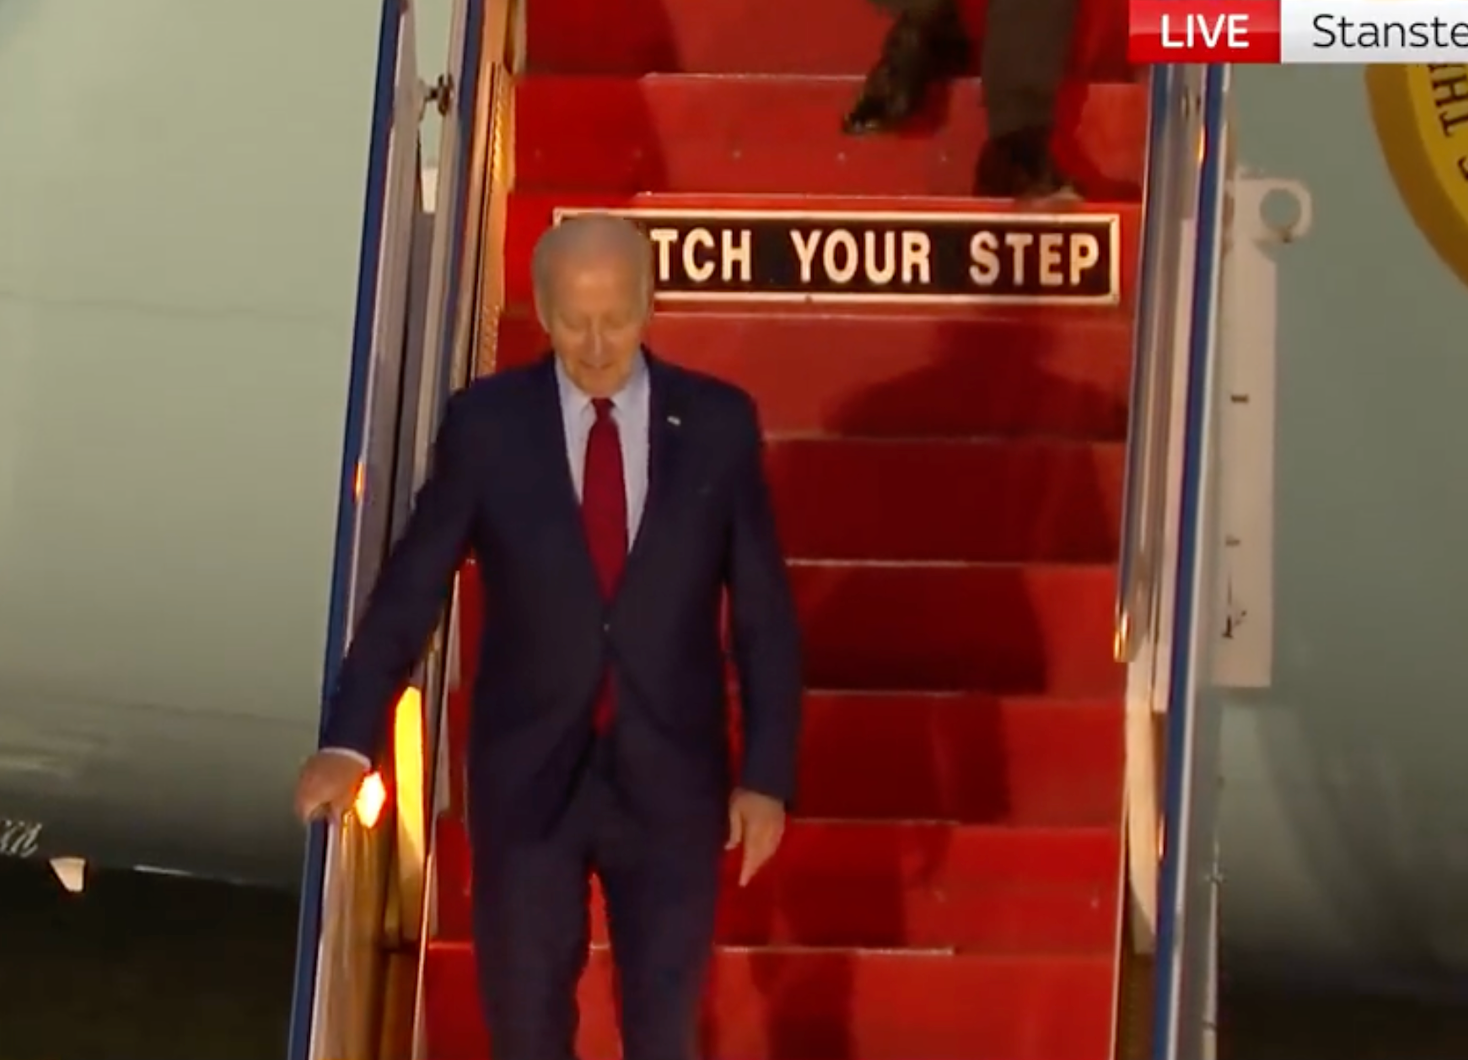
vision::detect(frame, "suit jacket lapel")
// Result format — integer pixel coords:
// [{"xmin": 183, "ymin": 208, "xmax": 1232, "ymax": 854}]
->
[
  {"xmin": 529, "ymin": 355, "xmax": 601, "ymax": 591},
  {"xmin": 627, "ymin": 352, "xmax": 685, "ymax": 572}
]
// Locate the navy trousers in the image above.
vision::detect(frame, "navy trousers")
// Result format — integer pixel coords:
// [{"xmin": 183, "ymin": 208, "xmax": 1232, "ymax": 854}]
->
[{"xmin": 470, "ymin": 739, "xmax": 725, "ymax": 1060}]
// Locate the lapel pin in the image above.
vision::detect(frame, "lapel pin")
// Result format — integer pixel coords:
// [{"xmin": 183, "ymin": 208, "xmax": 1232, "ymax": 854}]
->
[{"xmin": 667, "ymin": 415, "xmax": 682, "ymax": 427}]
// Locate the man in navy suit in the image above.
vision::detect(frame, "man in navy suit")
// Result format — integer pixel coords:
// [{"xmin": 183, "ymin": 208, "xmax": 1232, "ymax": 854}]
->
[{"xmin": 295, "ymin": 214, "xmax": 803, "ymax": 1060}]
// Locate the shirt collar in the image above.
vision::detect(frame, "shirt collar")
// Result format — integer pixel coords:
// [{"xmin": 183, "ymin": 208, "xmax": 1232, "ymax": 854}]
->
[{"xmin": 554, "ymin": 348, "xmax": 649, "ymax": 417}]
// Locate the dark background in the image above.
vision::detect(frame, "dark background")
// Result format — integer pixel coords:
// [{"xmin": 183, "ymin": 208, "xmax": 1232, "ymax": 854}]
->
[{"xmin": 2, "ymin": 857, "xmax": 1466, "ymax": 1060}]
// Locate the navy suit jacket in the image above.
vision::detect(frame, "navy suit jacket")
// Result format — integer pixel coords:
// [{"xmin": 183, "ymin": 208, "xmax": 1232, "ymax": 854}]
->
[{"xmin": 319, "ymin": 352, "xmax": 803, "ymax": 842}]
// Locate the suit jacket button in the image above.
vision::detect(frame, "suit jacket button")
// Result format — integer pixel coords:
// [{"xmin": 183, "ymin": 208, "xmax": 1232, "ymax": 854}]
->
[{"xmin": 602, "ymin": 621, "xmax": 611, "ymax": 633}]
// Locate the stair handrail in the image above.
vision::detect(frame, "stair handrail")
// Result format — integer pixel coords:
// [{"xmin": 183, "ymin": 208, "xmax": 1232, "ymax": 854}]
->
[
  {"xmin": 1114, "ymin": 64, "xmax": 1212, "ymax": 957},
  {"xmin": 404, "ymin": 0, "xmax": 514, "ymax": 1052},
  {"xmin": 408, "ymin": 0, "xmax": 517, "ymax": 919},
  {"xmin": 286, "ymin": 3, "xmax": 427, "ymax": 1057},
  {"xmin": 1110, "ymin": 57, "xmax": 1231, "ymax": 1056},
  {"xmin": 286, "ymin": 0, "xmax": 507, "ymax": 1048},
  {"xmin": 1149, "ymin": 62, "xmax": 1232, "ymax": 1060},
  {"xmin": 392, "ymin": 0, "xmax": 496, "ymax": 839},
  {"xmin": 1115, "ymin": 65, "xmax": 1199, "ymax": 668}
]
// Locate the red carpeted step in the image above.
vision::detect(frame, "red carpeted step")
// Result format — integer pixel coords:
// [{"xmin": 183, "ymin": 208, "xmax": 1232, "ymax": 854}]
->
[
  {"xmin": 495, "ymin": 310, "xmax": 1133, "ymax": 440},
  {"xmin": 441, "ymin": 565, "xmax": 485, "ymax": 818},
  {"xmin": 501, "ymin": 192, "xmax": 1143, "ymax": 312},
  {"xmin": 423, "ymin": 942, "xmax": 1115, "ymax": 1060},
  {"xmin": 433, "ymin": 817, "xmax": 472, "ymax": 936},
  {"xmin": 793, "ymin": 692, "xmax": 1122, "ymax": 822},
  {"xmin": 766, "ymin": 437, "xmax": 1123, "ymax": 562},
  {"xmin": 436, "ymin": 693, "xmax": 1122, "ymax": 933},
  {"xmin": 525, "ymin": 0, "xmax": 1132, "ymax": 78},
  {"xmin": 439, "ymin": 690, "xmax": 1121, "ymax": 881},
  {"xmin": 447, "ymin": 403, "xmax": 1123, "ymax": 566},
  {"xmin": 515, "ymin": 77, "xmax": 1145, "ymax": 197},
  {"xmin": 791, "ymin": 561, "xmax": 1120, "ymax": 694},
  {"xmin": 435, "ymin": 816, "xmax": 1119, "ymax": 950}
]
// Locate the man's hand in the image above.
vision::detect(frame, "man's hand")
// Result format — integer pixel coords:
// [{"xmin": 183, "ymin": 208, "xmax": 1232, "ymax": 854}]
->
[
  {"xmin": 294, "ymin": 752, "xmax": 370, "ymax": 823},
  {"xmin": 725, "ymin": 788, "xmax": 786, "ymax": 886}
]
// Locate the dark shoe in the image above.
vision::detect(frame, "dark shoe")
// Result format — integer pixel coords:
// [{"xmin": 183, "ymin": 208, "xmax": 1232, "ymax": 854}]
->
[
  {"xmin": 975, "ymin": 128, "xmax": 1080, "ymax": 201},
  {"xmin": 842, "ymin": 4, "xmax": 970, "ymax": 136}
]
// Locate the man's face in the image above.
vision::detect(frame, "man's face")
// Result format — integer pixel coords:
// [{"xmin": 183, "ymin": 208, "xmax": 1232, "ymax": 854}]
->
[{"xmin": 539, "ymin": 253, "xmax": 650, "ymax": 398}]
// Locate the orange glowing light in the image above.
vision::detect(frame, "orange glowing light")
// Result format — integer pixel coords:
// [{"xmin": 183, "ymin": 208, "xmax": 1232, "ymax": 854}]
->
[{"xmin": 353, "ymin": 772, "xmax": 387, "ymax": 829}]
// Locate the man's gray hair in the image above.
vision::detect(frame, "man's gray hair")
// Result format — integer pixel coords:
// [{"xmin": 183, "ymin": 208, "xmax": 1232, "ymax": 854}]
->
[{"xmin": 531, "ymin": 213, "xmax": 656, "ymax": 313}]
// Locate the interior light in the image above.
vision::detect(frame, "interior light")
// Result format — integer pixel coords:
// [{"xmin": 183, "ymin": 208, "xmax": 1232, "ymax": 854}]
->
[{"xmin": 354, "ymin": 772, "xmax": 387, "ymax": 829}]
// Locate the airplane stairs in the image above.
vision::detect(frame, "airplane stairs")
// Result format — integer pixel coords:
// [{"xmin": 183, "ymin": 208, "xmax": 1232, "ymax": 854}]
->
[{"xmin": 425, "ymin": 0, "xmax": 1143, "ymax": 1055}]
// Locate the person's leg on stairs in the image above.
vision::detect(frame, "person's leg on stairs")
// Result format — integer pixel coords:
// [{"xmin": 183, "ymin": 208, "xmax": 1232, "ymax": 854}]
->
[
  {"xmin": 974, "ymin": 0, "xmax": 1082, "ymax": 199},
  {"xmin": 843, "ymin": 0, "xmax": 969, "ymax": 135}
]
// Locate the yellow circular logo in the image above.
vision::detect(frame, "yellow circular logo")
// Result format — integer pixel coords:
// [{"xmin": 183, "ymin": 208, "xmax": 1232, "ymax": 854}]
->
[{"xmin": 1368, "ymin": 64, "xmax": 1468, "ymax": 288}]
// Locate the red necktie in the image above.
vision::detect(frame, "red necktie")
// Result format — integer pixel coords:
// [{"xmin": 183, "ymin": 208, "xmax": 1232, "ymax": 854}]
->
[{"xmin": 581, "ymin": 397, "xmax": 627, "ymax": 730}]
